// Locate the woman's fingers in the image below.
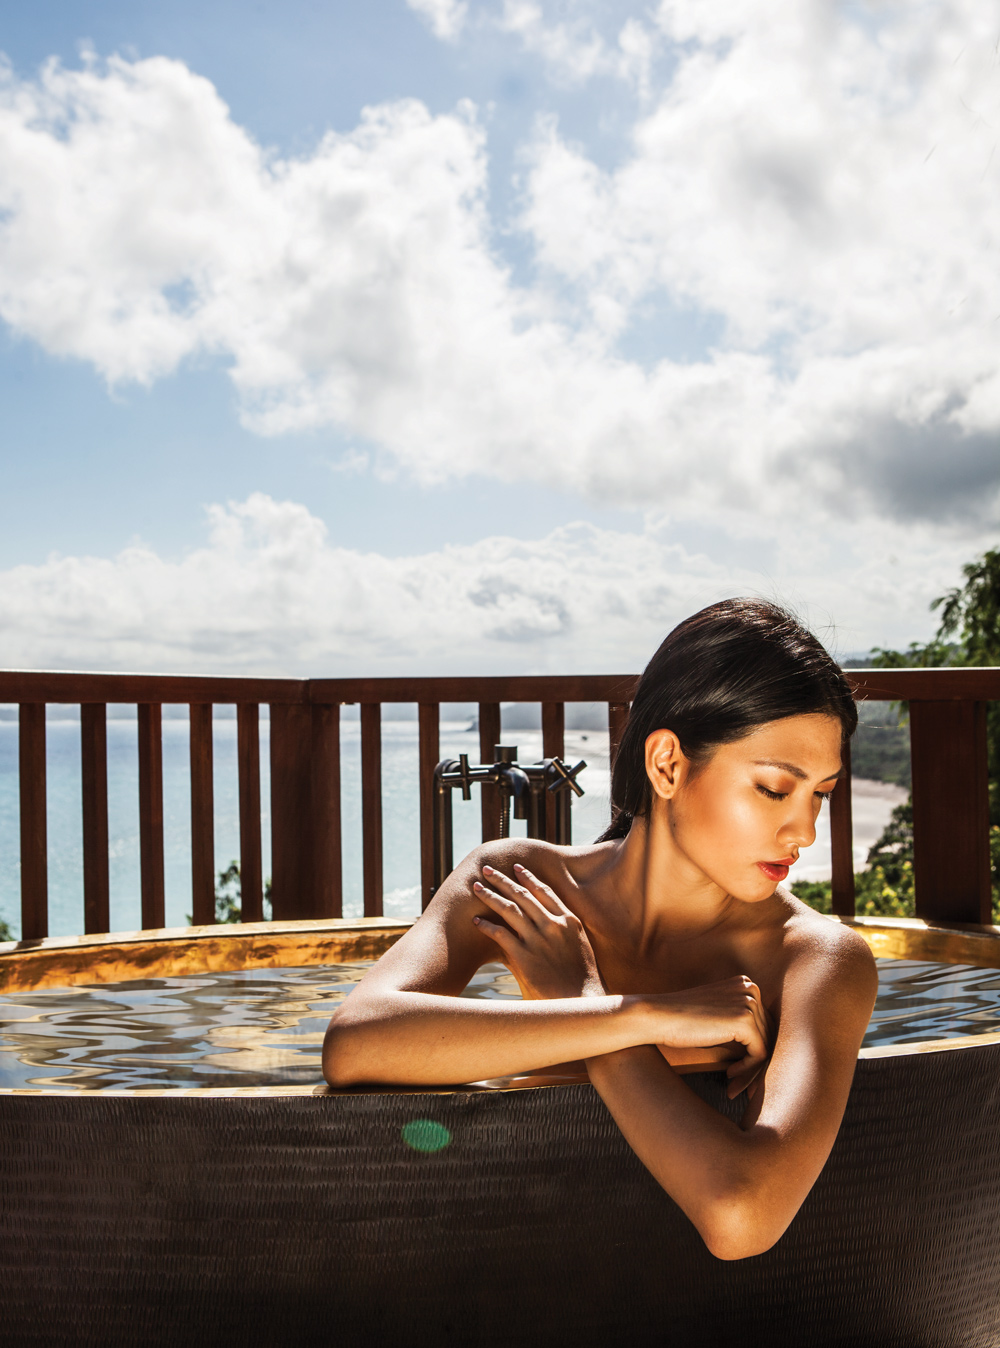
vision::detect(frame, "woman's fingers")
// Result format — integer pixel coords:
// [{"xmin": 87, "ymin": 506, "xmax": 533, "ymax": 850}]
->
[
  {"xmin": 736, "ymin": 977, "xmax": 770, "ymax": 1052},
  {"xmin": 726, "ymin": 1060, "xmax": 765, "ymax": 1100},
  {"xmin": 481, "ymin": 865, "xmax": 554, "ymax": 926},
  {"xmin": 727, "ymin": 979, "xmax": 769, "ymax": 1062},
  {"xmin": 511, "ymin": 864, "xmax": 567, "ymax": 915},
  {"xmin": 472, "ymin": 913, "xmax": 519, "ymax": 954},
  {"xmin": 472, "ymin": 880, "xmax": 532, "ymax": 937}
]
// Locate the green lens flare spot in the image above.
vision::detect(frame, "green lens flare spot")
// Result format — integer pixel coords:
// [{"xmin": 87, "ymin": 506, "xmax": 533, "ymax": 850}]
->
[{"xmin": 401, "ymin": 1118, "xmax": 452, "ymax": 1153}]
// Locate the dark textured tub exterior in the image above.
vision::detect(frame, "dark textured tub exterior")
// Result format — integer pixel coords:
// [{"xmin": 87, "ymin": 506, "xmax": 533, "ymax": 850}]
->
[
  {"xmin": 2, "ymin": 1043, "xmax": 1000, "ymax": 1348},
  {"xmin": 4, "ymin": 915, "xmax": 1000, "ymax": 1348}
]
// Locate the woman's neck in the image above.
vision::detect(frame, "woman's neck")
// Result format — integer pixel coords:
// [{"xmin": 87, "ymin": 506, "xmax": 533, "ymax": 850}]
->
[{"xmin": 595, "ymin": 812, "xmax": 736, "ymax": 955}]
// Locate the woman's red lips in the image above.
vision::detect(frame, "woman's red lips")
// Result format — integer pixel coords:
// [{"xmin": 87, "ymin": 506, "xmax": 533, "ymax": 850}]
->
[{"xmin": 758, "ymin": 859, "xmax": 794, "ymax": 882}]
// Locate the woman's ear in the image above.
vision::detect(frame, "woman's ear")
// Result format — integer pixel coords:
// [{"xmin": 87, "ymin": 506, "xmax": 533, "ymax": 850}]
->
[{"xmin": 645, "ymin": 729, "xmax": 689, "ymax": 802}]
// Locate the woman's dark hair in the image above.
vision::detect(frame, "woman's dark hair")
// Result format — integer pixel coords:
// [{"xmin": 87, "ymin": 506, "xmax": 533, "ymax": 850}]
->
[{"xmin": 598, "ymin": 598, "xmax": 857, "ymax": 841}]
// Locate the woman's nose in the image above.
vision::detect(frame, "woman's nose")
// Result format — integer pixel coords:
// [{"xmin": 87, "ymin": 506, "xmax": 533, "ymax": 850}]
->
[{"xmin": 779, "ymin": 804, "xmax": 817, "ymax": 851}]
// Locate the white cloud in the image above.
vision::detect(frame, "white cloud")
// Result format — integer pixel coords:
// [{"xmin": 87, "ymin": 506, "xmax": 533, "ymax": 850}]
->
[
  {"xmin": 0, "ymin": 494, "xmax": 978, "ymax": 675},
  {"xmin": 0, "ymin": 9, "xmax": 998, "ymax": 540},
  {"xmin": 497, "ymin": 1, "xmax": 656, "ymax": 93},
  {"xmin": 406, "ymin": 0, "xmax": 468, "ymax": 42},
  {"xmin": 499, "ymin": 1, "xmax": 605, "ymax": 83}
]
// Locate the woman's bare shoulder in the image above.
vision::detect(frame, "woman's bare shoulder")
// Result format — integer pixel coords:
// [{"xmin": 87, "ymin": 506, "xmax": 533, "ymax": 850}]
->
[
  {"xmin": 472, "ymin": 837, "xmax": 613, "ymax": 885},
  {"xmin": 775, "ymin": 889, "xmax": 877, "ymax": 991}
]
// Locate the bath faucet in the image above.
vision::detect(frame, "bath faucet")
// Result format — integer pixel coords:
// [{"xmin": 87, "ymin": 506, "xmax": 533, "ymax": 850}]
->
[{"xmin": 431, "ymin": 746, "xmax": 587, "ymax": 895}]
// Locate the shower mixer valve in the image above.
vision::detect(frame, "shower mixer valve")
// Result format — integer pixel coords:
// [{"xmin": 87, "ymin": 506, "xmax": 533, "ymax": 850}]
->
[{"xmin": 431, "ymin": 745, "xmax": 586, "ymax": 896}]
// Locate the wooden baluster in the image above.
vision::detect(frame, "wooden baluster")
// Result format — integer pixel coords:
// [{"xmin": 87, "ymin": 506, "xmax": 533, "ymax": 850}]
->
[
  {"xmin": 19, "ymin": 703, "xmax": 47, "ymax": 941},
  {"xmin": 542, "ymin": 701, "xmax": 565, "ymax": 843},
  {"xmin": 361, "ymin": 703, "xmax": 383, "ymax": 917},
  {"xmin": 189, "ymin": 703, "xmax": 215, "ymax": 926},
  {"xmin": 910, "ymin": 700, "xmax": 991, "ymax": 924},
  {"xmin": 419, "ymin": 703, "xmax": 440, "ymax": 910},
  {"xmin": 269, "ymin": 705, "xmax": 310, "ymax": 921},
  {"xmin": 269, "ymin": 703, "xmax": 342, "ymax": 920},
  {"xmin": 312, "ymin": 703, "xmax": 343, "ymax": 920},
  {"xmin": 829, "ymin": 735, "xmax": 855, "ymax": 917},
  {"xmin": 478, "ymin": 701, "xmax": 502, "ymax": 842},
  {"xmin": 237, "ymin": 704, "xmax": 263, "ymax": 922},
  {"xmin": 81, "ymin": 704, "xmax": 110, "ymax": 935},
  {"xmin": 137, "ymin": 703, "xmax": 165, "ymax": 930}
]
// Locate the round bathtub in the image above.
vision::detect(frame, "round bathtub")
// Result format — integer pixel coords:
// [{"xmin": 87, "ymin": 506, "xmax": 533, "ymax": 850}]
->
[{"xmin": 2, "ymin": 916, "xmax": 1000, "ymax": 1348}]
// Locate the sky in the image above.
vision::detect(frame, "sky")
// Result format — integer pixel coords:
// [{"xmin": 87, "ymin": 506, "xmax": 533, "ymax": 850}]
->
[{"xmin": 0, "ymin": 0, "xmax": 998, "ymax": 676}]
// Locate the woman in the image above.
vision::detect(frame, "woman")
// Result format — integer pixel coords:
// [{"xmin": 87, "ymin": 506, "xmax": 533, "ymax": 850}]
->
[{"xmin": 323, "ymin": 599, "xmax": 877, "ymax": 1261}]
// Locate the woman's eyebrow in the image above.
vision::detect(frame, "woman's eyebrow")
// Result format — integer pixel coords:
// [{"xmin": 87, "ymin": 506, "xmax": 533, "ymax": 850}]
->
[{"xmin": 754, "ymin": 758, "xmax": 845, "ymax": 782}]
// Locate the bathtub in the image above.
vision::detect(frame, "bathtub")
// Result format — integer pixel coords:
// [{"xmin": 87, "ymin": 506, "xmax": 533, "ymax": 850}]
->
[{"xmin": 1, "ymin": 915, "xmax": 999, "ymax": 1348}]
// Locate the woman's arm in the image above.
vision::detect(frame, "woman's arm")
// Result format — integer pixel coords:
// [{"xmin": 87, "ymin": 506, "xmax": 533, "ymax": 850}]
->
[
  {"xmin": 323, "ymin": 846, "xmax": 627, "ymax": 1085},
  {"xmin": 322, "ymin": 846, "xmax": 768, "ymax": 1088},
  {"xmin": 586, "ymin": 926, "xmax": 877, "ymax": 1260}
]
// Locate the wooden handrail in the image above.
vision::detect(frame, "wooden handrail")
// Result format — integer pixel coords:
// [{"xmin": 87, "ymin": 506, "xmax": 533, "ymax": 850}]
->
[
  {"xmin": 3, "ymin": 666, "xmax": 996, "ymax": 703},
  {"xmin": 309, "ymin": 674, "xmax": 640, "ymax": 704},
  {"xmin": 1, "ymin": 666, "xmax": 998, "ymax": 942},
  {"xmin": 0, "ymin": 672, "xmax": 307, "ymax": 704}
]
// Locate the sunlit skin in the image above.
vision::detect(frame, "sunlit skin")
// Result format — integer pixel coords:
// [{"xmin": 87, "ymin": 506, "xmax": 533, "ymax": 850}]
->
[{"xmin": 323, "ymin": 712, "xmax": 878, "ymax": 1260}]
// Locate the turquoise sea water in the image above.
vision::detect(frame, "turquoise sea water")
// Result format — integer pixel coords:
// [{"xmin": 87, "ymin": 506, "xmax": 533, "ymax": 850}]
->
[{"xmin": 0, "ymin": 714, "xmax": 610, "ymax": 939}]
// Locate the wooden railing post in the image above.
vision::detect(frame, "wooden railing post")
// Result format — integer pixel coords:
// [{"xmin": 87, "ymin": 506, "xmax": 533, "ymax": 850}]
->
[
  {"xmin": 18, "ymin": 704, "xmax": 47, "ymax": 940},
  {"xmin": 137, "ymin": 704, "xmax": 165, "ymax": 929},
  {"xmin": 270, "ymin": 705, "xmax": 310, "ymax": 921},
  {"xmin": 237, "ymin": 704, "xmax": 263, "ymax": 922},
  {"xmin": 189, "ymin": 704, "xmax": 215, "ymax": 926},
  {"xmin": 910, "ymin": 700, "xmax": 991, "ymax": 924},
  {"xmin": 361, "ymin": 703, "xmax": 383, "ymax": 917},
  {"xmin": 542, "ymin": 701, "xmax": 565, "ymax": 843},
  {"xmin": 80, "ymin": 704, "xmax": 110, "ymax": 935},
  {"xmin": 830, "ymin": 736, "xmax": 855, "ymax": 917},
  {"xmin": 269, "ymin": 703, "xmax": 342, "ymax": 920},
  {"xmin": 478, "ymin": 702, "xmax": 502, "ymax": 841},
  {"xmin": 313, "ymin": 703, "xmax": 343, "ymax": 920},
  {"xmin": 419, "ymin": 703, "xmax": 440, "ymax": 909}
]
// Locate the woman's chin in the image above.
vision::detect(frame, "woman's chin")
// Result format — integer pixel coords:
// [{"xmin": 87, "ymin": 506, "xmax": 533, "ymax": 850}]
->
[{"xmin": 731, "ymin": 876, "xmax": 781, "ymax": 904}]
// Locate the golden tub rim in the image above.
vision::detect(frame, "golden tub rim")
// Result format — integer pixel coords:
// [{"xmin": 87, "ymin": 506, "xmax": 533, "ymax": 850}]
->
[{"xmin": 3, "ymin": 914, "xmax": 1000, "ymax": 1097}]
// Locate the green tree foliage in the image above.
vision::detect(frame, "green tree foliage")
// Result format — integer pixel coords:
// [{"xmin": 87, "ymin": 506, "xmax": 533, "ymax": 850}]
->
[
  {"xmin": 872, "ymin": 544, "xmax": 1000, "ymax": 827},
  {"xmin": 188, "ymin": 862, "xmax": 272, "ymax": 924},
  {"xmin": 793, "ymin": 810, "xmax": 1000, "ymax": 922},
  {"xmin": 214, "ymin": 861, "xmax": 273, "ymax": 923},
  {"xmin": 0, "ymin": 917, "xmax": 12, "ymax": 942},
  {"xmin": 796, "ymin": 546, "xmax": 1000, "ymax": 923},
  {"xmin": 850, "ymin": 704, "xmax": 911, "ymax": 786}
]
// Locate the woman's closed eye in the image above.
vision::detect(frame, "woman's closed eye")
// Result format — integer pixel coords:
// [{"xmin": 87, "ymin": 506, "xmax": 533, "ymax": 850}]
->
[{"xmin": 756, "ymin": 783, "xmax": 833, "ymax": 802}]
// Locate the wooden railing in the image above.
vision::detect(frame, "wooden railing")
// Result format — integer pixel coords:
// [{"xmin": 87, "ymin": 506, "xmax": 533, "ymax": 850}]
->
[
  {"xmin": 1, "ymin": 667, "xmax": 997, "ymax": 940},
  {"xmin": 0, "ymin": 671, "xmax": 635, "ymax": 939}
]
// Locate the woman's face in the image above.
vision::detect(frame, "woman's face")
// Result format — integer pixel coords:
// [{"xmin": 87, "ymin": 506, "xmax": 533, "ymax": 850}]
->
[{"xmin": 659, "ymin": 713, "xmax": 844, "ymax": 903}]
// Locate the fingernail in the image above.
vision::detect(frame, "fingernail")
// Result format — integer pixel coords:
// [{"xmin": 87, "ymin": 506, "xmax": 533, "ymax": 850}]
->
[
  {"xmin": 482, "ymin": 865, "xmax": 495, "ymax": 875},
  {"xmin": 513, "ymin": 863, "xmax": 524, "ymax": 872},
  {"xmin": 473, "ymin": 916, "xmax": 480, "ymax": 925}
]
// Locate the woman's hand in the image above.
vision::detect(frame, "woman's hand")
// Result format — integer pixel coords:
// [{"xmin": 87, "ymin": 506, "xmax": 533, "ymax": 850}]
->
[
  {"xmin": 656, "ymin": 976, "xmax": 773, "ymax": 1099},
  {"xmin": 472, "ymin": 864, "xmax": 605, "ymax": 1000}
]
